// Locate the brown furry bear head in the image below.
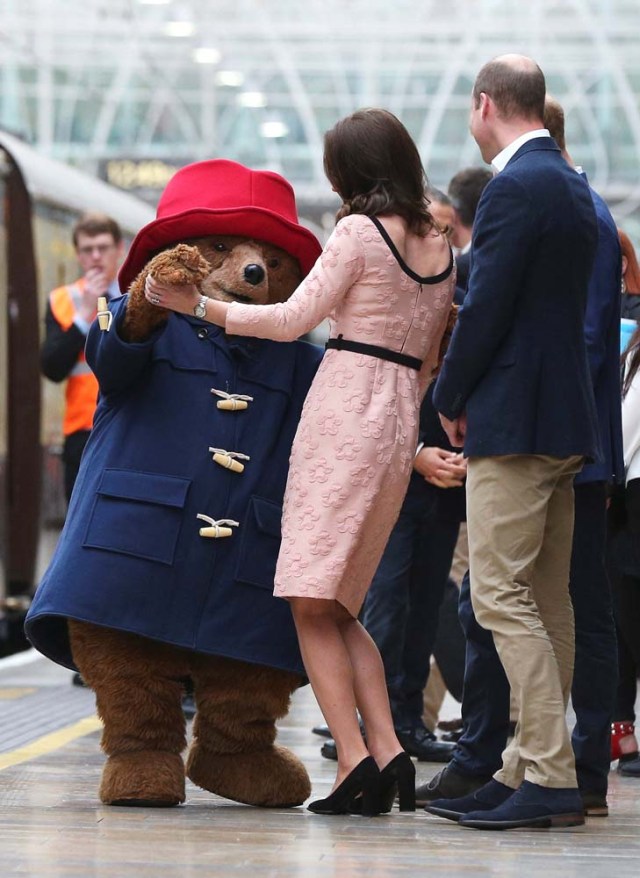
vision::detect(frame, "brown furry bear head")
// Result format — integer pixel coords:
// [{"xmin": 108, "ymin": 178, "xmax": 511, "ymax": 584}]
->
[
  {"xmin": 187, "ymin": 236, "xmax": 302, "ymax": 306},
  {"xmin": 120, "ymin": 237, "xmax": 304, "ymax": 344}
]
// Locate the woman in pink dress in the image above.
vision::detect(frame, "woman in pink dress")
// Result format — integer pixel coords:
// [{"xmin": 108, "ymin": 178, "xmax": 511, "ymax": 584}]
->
[{"xmin": 146, "ymin": 109, "xmax": 456, "ymax": 815}]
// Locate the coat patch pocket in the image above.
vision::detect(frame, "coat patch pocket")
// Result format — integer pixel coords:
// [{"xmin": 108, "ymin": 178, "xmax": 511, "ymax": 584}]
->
[
  {"xmin": 235, "ymin": 496, "xmax": 283, "ymax": 590},
  {"xmin": 83, "ymin": 469, "xmax": 191, "ymax": 565}
]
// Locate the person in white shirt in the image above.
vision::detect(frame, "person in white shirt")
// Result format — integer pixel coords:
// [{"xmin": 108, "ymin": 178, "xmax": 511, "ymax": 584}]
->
[{"xmin": 610, "ymin": 325, "xmax": 640, "ymax": 777}]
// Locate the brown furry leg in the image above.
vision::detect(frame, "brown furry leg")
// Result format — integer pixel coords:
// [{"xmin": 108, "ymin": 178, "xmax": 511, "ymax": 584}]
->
[
  {"xmin": 186, "ymin": 655, "xmax": 311, "ymax": 807},
  {"xmin": 68, "ymin": 620, "xmax": 189, "ymax": 806}
]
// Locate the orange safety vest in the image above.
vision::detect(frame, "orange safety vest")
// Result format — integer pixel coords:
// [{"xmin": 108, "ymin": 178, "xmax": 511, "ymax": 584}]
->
[{"xmin": 49, "ymin": 279, "xmax": 99, "ymax": 436}]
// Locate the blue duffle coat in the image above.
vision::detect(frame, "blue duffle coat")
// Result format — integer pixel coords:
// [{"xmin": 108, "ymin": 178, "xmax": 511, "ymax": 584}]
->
[{"xmin": 26, "ymin": 296, "xmax": 322, "ymax": 674}]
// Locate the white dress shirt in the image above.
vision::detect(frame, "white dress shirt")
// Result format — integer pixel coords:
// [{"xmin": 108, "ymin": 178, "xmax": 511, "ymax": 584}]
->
[{"xmin": 491, "ymin": 128, "xmax": 550, "ymax": 174}]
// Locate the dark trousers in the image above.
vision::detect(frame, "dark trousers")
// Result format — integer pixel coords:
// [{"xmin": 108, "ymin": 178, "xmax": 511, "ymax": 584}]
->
[
  {"xmin": 62, "ymin": 429, "xmax": 91, "ymax": 503},
  {"xmin": 361, "ymin": 477, "xmax": 460, "ymax": 730},
  {"xmin": 452, "ymin": 481, "xmax": 617, "ymax": 795}
]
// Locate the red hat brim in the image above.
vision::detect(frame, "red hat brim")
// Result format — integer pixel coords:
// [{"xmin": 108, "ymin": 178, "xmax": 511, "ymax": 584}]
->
[{"xmin": 119, "ymin": 205, "xmax": 322, "ymax": 292}]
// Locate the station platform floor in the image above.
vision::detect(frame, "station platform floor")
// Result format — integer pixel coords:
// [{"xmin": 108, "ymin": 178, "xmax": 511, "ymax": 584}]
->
[{"xmin": 1, "ymin": 649, "xmax": 639, "ymax": 877}]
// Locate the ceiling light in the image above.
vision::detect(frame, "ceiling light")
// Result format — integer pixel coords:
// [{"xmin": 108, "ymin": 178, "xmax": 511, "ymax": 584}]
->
[
  {"xmin": 215, "ymin": 70, "xmax": 245, "ymax": 87},
  {"xmin": 261, "ymin": 121, "xmax": 289, "ymax": 139},
  {"xmin": 164, "ymin": 21, "xmax": 195, "ymax": 37},
  {"xmin": 238, "ymin": 91, "xmax": 266, "ymax": 108},
  {"xmin": 192, "ymin": 47, "xmax": 221, "ymax": 64}
]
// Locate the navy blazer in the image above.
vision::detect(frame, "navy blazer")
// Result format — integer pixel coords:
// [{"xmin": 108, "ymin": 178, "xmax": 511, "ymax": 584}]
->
[
  {"xmin": 576, "ymin": 179, "xmax": 624, "ymax": 485},
  {"xmin": 434, "ymin": 137, "xmax": 600, "ymax": 460}
]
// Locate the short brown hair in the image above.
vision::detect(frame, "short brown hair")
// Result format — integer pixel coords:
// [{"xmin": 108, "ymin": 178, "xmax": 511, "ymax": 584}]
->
[
  {"xmin": 323, "ymin": 109, "xmax": 434, "ymax": 234},
  {"xmin": 473, "ymin": 58, "xmax": 545, "ymax": 122},
  {"xmin": 448, "ymin": 167, "xmax": 493, "ymax": 227},
  {"xmin": 543, "ymin": 97, "xmax": 566, "ymax": 150},
  {"xmin": 72, "ymin": 212, "xmax": 122, "ymax": 247}
]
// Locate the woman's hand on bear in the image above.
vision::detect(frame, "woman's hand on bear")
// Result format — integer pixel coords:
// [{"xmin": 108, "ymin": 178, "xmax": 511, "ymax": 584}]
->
[
  {"xmin": 145, "ymin": 274, "xmax": 230, "ymax": 328},
  {"xmin": 145, "ymin": 274, "xmax": 198, "ymax": 312}
]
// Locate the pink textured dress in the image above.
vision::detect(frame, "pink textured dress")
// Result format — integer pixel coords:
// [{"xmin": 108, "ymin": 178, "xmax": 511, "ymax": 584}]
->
[{"xmin": 225, "ymin": 213, "xmax": 456, "ymax": 616}]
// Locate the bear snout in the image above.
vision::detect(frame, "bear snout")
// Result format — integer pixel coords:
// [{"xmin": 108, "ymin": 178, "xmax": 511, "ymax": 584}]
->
[{"xmin": 244, "ymin": 264, "xmax": 266, "ymax": 286}]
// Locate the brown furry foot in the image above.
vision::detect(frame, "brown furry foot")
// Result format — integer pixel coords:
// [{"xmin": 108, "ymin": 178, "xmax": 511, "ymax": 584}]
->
[
  {"xmin": 186, "ymin": 743, "xmax": 311, "ymax": 808},
  {"xmin": 100, "ymin": 751, "xmax": 186, "ymax": 807}
]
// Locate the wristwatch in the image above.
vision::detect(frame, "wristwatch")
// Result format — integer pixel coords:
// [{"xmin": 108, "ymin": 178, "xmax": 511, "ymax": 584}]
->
[{"xmin": 193, "ymin": 295, "xmax": 208, "ymax": 319}]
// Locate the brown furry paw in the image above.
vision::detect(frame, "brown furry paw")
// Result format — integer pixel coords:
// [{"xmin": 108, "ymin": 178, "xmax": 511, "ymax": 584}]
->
[
  {"xmin": 100, "ymin": 751, "xmax": 186, "ymax": 807},
  {"xmin": 186, "ymin": 743, "xmax": 311, "ymax": 808},
  {"xmin": 121, "ymin": 244, "xmax": 211, "ymax": 343}
]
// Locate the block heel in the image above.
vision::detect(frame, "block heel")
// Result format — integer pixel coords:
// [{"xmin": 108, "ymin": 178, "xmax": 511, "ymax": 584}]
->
[
  {"xmin": 308, "ymin": 756, "xmax": 380, "ymax": 816},
  {"xmin": 377, "ymin": 752, "xmax": 416, "ymax": 813}
]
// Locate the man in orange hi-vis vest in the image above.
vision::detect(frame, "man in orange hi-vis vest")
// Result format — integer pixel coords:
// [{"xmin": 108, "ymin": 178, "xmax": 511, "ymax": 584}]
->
[{"xmin": 41, "ymin": 213, "xmax": 124, "ymax": 503}]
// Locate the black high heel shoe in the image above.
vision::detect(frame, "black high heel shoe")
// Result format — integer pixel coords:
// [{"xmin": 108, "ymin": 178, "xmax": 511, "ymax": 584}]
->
[
  {"xmin": 308, "ymin": 756, "xmax": 380, "ymax": 816},
  {"xmin": 349, "ymin": 752, "xmax": 416, "ymax": 813},
  {"xmin": 377, "ymin": 752, "xmax": 416, "ymax": 813}
]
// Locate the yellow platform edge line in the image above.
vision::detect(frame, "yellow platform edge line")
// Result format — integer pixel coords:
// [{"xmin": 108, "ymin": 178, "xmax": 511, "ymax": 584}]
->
[{"xmin": 0, "ymin": 715, "xmax": 102, "ymax": 771}]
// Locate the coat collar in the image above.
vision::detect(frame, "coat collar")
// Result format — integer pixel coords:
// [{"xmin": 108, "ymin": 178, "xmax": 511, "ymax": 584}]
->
[{"xmin": 505, "ymin": 136, "xmax": 561, "ymax": 168}]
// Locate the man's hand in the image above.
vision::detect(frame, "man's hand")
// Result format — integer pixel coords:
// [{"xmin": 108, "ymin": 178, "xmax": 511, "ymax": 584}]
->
[
  {"xmin": 77, "ymin": 267, "xmax": 109, "ymax": 322},
  {"xmin": 438, "ymin": 412, "xmax": 467, "ymax": 448},
  {"xmin": 414, "ymin": 446, "xmax": 467, "ymax": 488}
]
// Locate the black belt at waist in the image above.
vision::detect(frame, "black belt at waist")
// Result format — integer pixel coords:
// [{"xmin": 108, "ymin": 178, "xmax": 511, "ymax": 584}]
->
[{"xmin": 325, "ymin": 335, "xmax": 422, "ymax": 371}]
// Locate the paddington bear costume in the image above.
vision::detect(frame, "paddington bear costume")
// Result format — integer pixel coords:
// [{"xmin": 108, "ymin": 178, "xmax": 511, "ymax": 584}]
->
[{"xmin": 25, "ymin": 160, "xmax": 323, "ymax": 809}]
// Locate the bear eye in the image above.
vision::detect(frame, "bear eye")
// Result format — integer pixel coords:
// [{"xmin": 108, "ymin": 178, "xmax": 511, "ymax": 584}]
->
[
  {"xmin": 267, "ymin": 257, "xmax": 280, "ymax": 269},
  {"xmin": 214, "ymin": 242, "xmax": 227, "ymax": 252}
]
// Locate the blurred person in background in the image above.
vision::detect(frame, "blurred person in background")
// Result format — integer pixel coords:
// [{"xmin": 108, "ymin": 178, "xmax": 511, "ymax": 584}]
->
[
  {"xmin": 41, "ymin": 213, "xmax": 124, "ymax": 503},
  {"xmin": 608, "ymin": 315, "xmax": 640, "ymax": 778},
  {"xmin": 447, "ymin": 167, "xmax": 493, "ymax": 298},
  {"xmin": 427, "ymin": 189, "xmax": 455, "ymax": 241}
]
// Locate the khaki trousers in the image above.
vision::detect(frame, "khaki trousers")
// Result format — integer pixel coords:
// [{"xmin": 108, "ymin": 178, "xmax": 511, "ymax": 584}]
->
[{"xmin": 466, "ymin": 454, "xmax": 583, "ymax": 789}]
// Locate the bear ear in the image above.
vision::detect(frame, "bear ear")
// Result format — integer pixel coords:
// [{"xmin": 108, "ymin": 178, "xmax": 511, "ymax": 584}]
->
[{"xmin": 267, "ymin": 252, "xmax": 302, "ymax": 304}]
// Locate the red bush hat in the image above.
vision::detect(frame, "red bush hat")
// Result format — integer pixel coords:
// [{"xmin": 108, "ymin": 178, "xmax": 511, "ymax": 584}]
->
[{"xmin": 118, "ymin": 159, "xmax": 322, "ymax": 290}]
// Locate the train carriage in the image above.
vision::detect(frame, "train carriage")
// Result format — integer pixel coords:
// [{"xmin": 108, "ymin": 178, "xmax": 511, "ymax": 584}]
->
[{"xmin": 0, "ymin": 131, "xmax": 153, "ymax": 653}]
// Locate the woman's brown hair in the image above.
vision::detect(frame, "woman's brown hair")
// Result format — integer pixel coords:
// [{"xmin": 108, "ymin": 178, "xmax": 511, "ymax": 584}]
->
[{"xmin": 323, "ymin": 108, "xmax": 435, "ymax": 235}]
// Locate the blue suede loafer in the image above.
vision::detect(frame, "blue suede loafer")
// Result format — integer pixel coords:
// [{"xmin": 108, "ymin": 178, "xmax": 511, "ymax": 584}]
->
[
  {"xmin": 425, "ymin": 778, "xmax": 514, "ymax": 822},
  {"xmin": 459, "ymin": 780, "xmax": 585, "ymax": 830}
]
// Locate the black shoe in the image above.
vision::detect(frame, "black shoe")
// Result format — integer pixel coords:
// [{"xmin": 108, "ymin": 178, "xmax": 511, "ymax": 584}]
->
[
  {"xmin": 580, "ymin": 790, "xmax": 608, "ymax": 817},
  {"xmin": 378, "ymin": 752, "xmax": 416, "ymax": 812},
  {"xmin": 349, "ymin": 752, "xmax": 416, "ymax": 814},
  {"xmin": 320, "ymin": 739, "xmax": 337, "ymax": 760},
  {"xmin": 416, "ymin": 763, "xmax": 492, "ymax": 807},
  {"xmin": 313, "ymin": 718, "xmax": 365, "ymax": 739},
  {"xmin": 312, "ymin": 724, "xmax": 333, "ymax": 738},
  {"xmin": 308, "ymin": 756, "xmax": 380, "ymax": 816},
  {"xmin": 395, "ymin": 725, "xmax": 455, "ymax": 763},
  {"xmin": 618, "ymin": 754, "xmax": 640, "ymax": 777},
  {"xmin": 441, "ymin": 729, "xmax": 463, "ymax": 743}
]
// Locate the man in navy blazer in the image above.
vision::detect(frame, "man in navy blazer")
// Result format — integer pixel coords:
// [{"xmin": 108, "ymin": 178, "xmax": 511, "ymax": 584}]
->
[
  {"xmin": 431, "ymin": 55, "xmax": 600, "ymax": 830},
  {"xmin": 419, "ymin": 97, "xmax": 623, "ymax": 821}
]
